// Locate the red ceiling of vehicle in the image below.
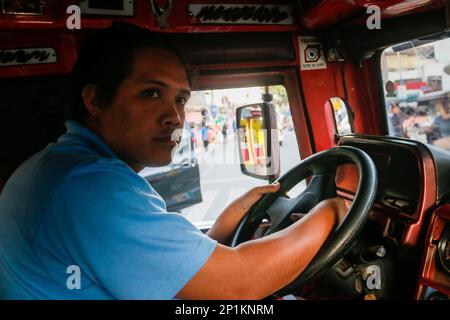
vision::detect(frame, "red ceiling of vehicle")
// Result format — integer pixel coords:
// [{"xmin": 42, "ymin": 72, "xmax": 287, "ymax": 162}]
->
[
  {"xmin": 298, "ymin": 0, "xmax": 445, "ymax": 30},
  {"xmin": 0, "ymin": 0, "xmax": 444, "ymax": 32}
]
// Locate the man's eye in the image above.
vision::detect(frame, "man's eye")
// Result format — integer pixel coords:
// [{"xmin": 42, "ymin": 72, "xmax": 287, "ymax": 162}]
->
[
  {"xmin": 141, "ymin": 89, "xmax": 160, "ymax": 98},
  {"xmin": 177, "ymin": 97, "xmax": 188, "ymax": 106}
]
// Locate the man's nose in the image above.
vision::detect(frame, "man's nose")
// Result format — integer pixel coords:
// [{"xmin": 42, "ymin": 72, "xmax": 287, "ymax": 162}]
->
[{"xmin": 162, "ymin": 102, "xmax": 183, "ymax": 127}]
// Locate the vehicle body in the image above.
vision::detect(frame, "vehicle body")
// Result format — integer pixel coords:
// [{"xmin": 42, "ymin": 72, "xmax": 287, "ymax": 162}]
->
[{"xmin": 1, "ymin": 0, "xmax": 450, "ymax": 300}]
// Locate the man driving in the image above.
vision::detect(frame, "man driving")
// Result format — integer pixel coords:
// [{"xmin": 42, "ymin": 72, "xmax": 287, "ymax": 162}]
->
[{"xmin": 0, "ymin": 25, "xmax": 347, "ymax": 299}]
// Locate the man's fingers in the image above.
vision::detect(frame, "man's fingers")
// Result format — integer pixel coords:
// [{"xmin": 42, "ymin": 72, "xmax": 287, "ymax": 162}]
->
[{"xmin": 252, "ymin": 183, "xmax": 281, "ymax": 196}]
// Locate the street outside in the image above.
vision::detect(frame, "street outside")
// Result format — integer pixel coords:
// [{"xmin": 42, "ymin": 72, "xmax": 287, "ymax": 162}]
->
[{"xmin": 181, "ymin": 128, "xmax": 304, "ymax": 223}]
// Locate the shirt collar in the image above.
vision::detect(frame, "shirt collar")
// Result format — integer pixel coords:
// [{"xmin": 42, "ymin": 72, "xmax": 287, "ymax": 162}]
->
[{"xmin": 60, "ymin": 120, "xmax": 119, "ymax": 159}]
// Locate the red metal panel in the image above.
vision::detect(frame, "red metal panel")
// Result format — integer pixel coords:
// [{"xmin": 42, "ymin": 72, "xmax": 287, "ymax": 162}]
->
[
  {"xmin": 299, "ymin": 0, "xmax": 362, "ymax": 30},
  {"xmin": 298, "ymin": 62, "xmax": 341, "ymax": 151},
  {"xmin": 298, "ymin": 52, "xmax": 388, "ymax": 152},
  {"xmin": 344, "ymin": 59, "xmax": 387, "ymax": 135},
  {"xmin": 0, "ymin": 33, "xmax": 78, "ymax": 78},
  {"xmin": 355, "ymin": 0, "xmax": 442, "ymax": 16},
  {"xmin": 299, "ymin": 0, "xmax": 444, "ymax": 30}
]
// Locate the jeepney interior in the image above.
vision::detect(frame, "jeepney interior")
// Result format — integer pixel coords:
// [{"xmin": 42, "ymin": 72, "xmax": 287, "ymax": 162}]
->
[{"xmin": 1, "ymin": 0, "xmax": 450, "ymax": 300}]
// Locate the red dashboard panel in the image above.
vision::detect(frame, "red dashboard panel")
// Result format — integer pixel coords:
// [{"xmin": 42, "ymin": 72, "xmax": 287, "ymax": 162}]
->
[
  {"xmin": 416, "ymin": 205, "xmax": 450, "ymax": 299},
  {"xmin": 337, "ymin": 136, "xmax": 437, "ymax": 248},
  {"xmin": 336, "ymin": 136, "xmax": 450, "ymax": 299}
]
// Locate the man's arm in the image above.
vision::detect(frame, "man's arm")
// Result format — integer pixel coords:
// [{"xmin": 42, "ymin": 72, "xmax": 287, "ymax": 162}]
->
[
  {"xmin": 177, "ymin": 198, "xmax": 347, "ymax": 300},
  {"xmin": 206, "ymin": 184, "xmax": 280, "ymax": 244}
]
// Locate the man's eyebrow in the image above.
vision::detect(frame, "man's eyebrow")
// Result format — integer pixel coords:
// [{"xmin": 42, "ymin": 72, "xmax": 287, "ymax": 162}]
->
[
  {"xmin": 143, "ymin": 79, "xmax": 168, "ymax": 87},
  {"xmin": 142, "ymin": 79, "xmax": 191, "ymax": 95},
  {"xmin": 180, "ymin": 89, "xmax": 191, "ymax": 97}
]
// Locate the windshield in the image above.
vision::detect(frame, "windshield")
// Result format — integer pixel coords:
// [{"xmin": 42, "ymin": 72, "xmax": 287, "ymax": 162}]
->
[
  {"xmin": 381, "ymin": 36, "xmax": 450, "ymax": 151},
  {"xmin": 139, "ymin": 86, "xmax": 303, "ymax": 225}
]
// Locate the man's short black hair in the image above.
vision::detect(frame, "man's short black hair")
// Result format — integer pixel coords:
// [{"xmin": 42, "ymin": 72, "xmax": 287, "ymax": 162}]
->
[{"xmin": 70, "ymin": 23, "xmax": 187, "ymax": 122}]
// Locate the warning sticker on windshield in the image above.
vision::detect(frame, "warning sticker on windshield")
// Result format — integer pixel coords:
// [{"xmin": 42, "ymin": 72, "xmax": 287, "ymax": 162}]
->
[{"xmin": 298, "ymin": 36, "xmax": 327, "ymax": 71}]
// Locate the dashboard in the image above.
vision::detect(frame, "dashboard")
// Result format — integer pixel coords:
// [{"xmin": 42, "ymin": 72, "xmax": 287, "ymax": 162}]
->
[
  {"xmin": 321, "ymin": 134, "xmax": 450, "ymax": 299},
  {"xmin": 338, "ymin": 138, "xmax": 421, "ymax": 216}
]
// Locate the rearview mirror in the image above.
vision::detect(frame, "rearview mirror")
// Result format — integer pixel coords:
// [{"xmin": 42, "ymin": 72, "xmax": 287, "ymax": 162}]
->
[{"xmin": 236, "ymin": 103, "xmax": 280, "ymax": 181}]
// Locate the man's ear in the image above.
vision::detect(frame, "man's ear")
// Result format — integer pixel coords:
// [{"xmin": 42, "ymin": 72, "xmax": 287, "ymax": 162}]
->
[{"xmin": 81, "ymin": 84, "xmax": 104, "ymax": 117}]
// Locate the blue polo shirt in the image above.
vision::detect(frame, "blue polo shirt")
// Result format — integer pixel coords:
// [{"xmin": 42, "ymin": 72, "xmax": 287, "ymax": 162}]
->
[{"xmin": 0, "ymin": 121, "xmax": 216, "ymax": 299}]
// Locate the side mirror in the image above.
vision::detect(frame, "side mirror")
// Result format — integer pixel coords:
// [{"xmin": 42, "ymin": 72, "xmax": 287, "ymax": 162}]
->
[{"xmin": 236, "ymin": 103, "xmax": 280, "ymax": 181}]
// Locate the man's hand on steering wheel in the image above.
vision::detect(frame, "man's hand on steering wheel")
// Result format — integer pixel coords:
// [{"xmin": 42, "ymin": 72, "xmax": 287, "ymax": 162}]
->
[{"xmin": 207, "ymin": 183, "xmax": 281, "ymax": 245}]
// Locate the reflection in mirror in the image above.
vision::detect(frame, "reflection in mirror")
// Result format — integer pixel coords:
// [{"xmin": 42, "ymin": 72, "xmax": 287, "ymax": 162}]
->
[
  {"xmin": 239, "ymin": 105, "xmax": 267, "ymax": 175},
  {"xmin": 330, "ymin": 97, "xmax": 352, "ymax": 135},
  {"xmin": 236, "ymin": 103, "xmax": 280, "ymax": 180},
  {"xmin": 385, "ymin": 80, "xmax": 397, "ymax": 98}
]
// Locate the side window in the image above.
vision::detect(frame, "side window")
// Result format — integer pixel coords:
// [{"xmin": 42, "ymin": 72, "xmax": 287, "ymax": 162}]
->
[
  {"xmin": 329, "ymin": 97, "xmax": 352, "ymax": 135},
  {"xmin": 141, "ymin": 86, "xmax": 303, "ymax": 225},
  {"xmin": 381, "ymin": 37, "xmax": 450, "ymax": 151}
]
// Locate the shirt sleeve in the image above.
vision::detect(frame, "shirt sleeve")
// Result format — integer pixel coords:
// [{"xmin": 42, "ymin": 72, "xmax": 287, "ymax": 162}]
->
[{"xmin": 46, "ymin": 159, "xmax": 217, "ymax": 299}]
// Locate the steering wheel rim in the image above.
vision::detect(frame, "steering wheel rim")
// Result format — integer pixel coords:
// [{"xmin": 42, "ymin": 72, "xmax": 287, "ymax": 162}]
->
[{"xmin": 231, "ymin": 146, "xmax": 378, "ymax": 294}]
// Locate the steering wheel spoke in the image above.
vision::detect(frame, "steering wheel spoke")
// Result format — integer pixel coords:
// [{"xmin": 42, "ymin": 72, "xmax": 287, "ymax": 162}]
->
[
  {"xmin": 290, "ymin": 175, "xmax": 337, "ymax": 212},
  {"xmin": 265, "ymin": 196, "xmax": 294, "ymax": 234},
  {"xmin": 265, "ymin": 175, "xmax": 337, "ymax": 235}
]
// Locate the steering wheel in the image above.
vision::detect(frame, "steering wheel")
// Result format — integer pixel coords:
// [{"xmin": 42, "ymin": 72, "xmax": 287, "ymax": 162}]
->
[{"xmin": 231, "ymin": 146, "xmax": 377, "ymax": 294}]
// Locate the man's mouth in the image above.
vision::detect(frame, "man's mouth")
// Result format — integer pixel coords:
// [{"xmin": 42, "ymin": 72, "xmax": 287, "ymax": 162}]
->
[
  {"xmin": 154, "ymin": 136, "xmax": 177, "ymax": 146},
  {"xmin": 154, "ymin": 130, "xmax": 182, "ymax": 146}
]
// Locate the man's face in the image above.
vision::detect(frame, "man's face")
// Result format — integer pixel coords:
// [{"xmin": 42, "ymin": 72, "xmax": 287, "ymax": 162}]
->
[{"xmin": 93, "ymin": 47, "xmax": 190, "ymax": 170}]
